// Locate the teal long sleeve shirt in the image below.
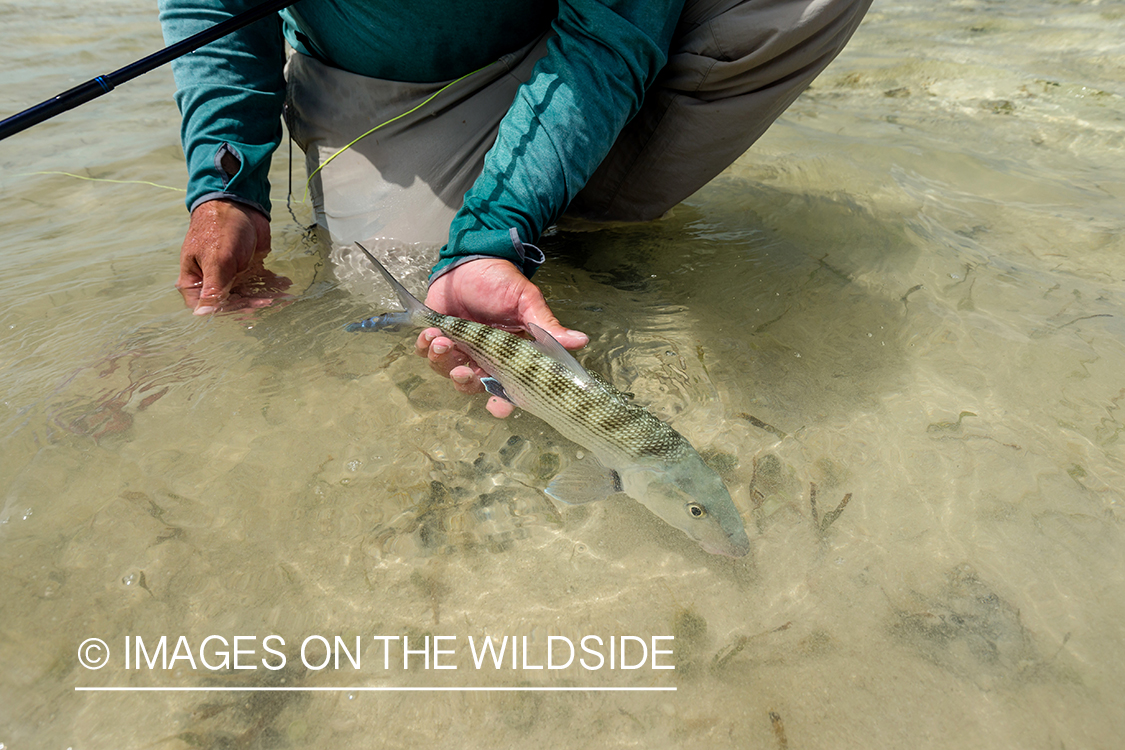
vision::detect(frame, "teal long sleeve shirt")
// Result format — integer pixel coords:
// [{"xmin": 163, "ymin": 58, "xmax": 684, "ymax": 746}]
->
[{"xmin": 158, "ymin": 0, "xmax": 685, "ymax": 277}]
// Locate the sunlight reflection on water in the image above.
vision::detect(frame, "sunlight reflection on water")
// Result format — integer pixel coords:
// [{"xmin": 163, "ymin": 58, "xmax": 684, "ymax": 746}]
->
[{"xmin": 1, "ymin": 1, "xmax": 1124, "ymax": 747}]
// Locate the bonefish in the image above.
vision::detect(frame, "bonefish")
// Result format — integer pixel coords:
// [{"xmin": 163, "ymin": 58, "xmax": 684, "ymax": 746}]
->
[{"xmin": 347, "ymin": 243, "xmax": 750, "ymax": 558}]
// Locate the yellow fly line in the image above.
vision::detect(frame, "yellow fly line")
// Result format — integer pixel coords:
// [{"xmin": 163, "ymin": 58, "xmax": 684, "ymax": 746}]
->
[
  {"xmin": 24, "ymin": 63, "xmax": 495, "ymax": 208},
  {"xmin": 27, "ymin": 171, "xmax": 281, "ymax": 208},
  {"xmin": 22, "ymin": 171, "xmax": 186, "ymax": 192},
  {"xmin": 300, "ymin": 61, "xmax": 495, "ymax": 202}
]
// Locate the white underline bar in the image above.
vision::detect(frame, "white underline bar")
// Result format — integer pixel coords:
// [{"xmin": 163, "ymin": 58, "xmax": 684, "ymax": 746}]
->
[{"xmin": 76, "ymin": 686, "xmax": 675, "ymax": 692}]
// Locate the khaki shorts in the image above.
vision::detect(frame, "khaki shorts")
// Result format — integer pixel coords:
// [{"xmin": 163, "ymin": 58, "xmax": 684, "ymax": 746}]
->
[{"xmin": 285, "ymin": 0, "xmax": 872, "ymax": 249}]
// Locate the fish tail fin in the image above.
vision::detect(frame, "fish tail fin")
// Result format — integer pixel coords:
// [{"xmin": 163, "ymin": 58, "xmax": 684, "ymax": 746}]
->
[{"xmin": 354, "ymin": 242, "xmax": 431, "ymax": 322}]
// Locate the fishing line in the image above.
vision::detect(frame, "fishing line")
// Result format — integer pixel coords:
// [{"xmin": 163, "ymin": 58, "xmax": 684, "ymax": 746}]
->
[
  {"xmin": 20, "ymin": 171, "xmax": 186, "ymax": 192},
  {"xmin": 23, "ymin": 171, "xmax": 293, "ymax": 209},
  {"xmin": 293, "ymin": 62, "xmax": 494, "ymax": 208},
  {"xmin": 286, "ymin": 129, "xmax": 309, "ymax": 229},
  {"xmin": 22, "ymin": 63, "xmax": 490, "ymax": 217}
]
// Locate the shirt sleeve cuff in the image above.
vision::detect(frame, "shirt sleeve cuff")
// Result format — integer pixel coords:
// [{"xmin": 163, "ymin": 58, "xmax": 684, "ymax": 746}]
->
[
  {"xmin": 189, "ymin": 192, "xmax": 271, "ymax": 219},
  {"xmin": 184, "ymin": 141, "xmax": 276, "ymax": 220},
  {"xmin": 429, "ymin": 227, "xmax": 545, "ymax": 282}
]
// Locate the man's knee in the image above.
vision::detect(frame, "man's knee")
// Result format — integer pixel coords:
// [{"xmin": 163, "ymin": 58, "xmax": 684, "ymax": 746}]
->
[{"xmin": 665, "ymin": 0, "xmax": 873, "ymax": 99}]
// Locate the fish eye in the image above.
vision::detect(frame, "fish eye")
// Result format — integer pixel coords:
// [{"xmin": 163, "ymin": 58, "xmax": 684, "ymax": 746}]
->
[{"xmin": 687, "ymin": 502, "xmax": 706, "ymax": 518}]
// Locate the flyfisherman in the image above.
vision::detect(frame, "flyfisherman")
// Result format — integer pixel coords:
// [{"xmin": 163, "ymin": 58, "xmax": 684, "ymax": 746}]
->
[{"xmin": 160, "ymin": 0, "xmax": 871, "ymax": 415}]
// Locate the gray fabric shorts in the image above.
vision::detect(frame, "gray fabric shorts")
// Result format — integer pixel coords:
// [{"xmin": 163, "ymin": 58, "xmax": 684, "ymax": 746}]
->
[{"xmin": 285, "ymin": 0, "xmax": 872, "ymax": 248}]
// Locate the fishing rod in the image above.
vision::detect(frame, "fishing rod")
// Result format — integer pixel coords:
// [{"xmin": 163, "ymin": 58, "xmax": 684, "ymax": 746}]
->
[{"xmin": 0, "ymin": 0, "xmax": 300, "ymax": 142}]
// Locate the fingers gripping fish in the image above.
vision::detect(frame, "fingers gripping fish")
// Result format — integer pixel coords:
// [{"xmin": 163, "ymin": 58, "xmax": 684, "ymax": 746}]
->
[{"xmin": 347, "ymin": 243, "xmax": 750, "ymax": 558}]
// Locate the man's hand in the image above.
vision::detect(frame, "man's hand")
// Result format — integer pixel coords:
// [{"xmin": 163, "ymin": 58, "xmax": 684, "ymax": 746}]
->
[
  {"xmin": 419, "ymin": 258, "xmax": 589, "ymax": 418},
  {"xmin": 177, "ymin": 199, "xmax": 292, "ymax": 314}
]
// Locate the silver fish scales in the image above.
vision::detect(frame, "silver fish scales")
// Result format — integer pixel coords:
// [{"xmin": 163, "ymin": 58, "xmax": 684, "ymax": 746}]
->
[
  {"xmin": 435, "ymin": 314, "xmax": 687, "ymax": 465},
  {"xmin": 350, "ymin": 243, "xmax": 750, "ymax": 558}
]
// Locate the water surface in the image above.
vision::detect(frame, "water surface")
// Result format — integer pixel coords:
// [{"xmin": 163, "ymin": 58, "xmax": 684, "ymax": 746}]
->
[{"xmin": 1, "ymin": 1, "xmax": 1123, "ymax": 747}]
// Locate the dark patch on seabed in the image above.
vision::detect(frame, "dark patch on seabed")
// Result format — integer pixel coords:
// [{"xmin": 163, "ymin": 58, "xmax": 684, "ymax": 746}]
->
[
  {"xmin": 160, "ymin": 656, "xmax": 312, "ymax": 749},
  {"xmin": 886, "ymin": 564, "xmax": 1076, "ymax": 690},
  {"xmin": 361, "ymin": 435, "xmax": 563, "ymax": 563}
]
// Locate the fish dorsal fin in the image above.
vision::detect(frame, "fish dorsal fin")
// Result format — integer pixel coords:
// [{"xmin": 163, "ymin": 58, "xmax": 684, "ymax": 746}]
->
[{"xmin": 526, "ymin": 323, "xmax": 596, "ymax": 388}]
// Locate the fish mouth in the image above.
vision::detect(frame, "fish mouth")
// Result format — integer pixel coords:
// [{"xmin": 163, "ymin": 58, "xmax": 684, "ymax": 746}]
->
[{"xmin": 702, "ymin": 536, "xmax": 751, "ymax": 558}]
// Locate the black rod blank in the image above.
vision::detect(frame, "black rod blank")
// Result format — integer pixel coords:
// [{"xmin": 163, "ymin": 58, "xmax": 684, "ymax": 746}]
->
[{"xmin": 0, "ymin": 0, "xmax": 299, "ymax": 141}]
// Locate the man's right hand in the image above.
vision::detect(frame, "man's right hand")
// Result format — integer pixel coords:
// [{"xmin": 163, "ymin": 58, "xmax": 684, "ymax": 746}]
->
[
  {"xmin": 418, "ymin": 257, "xmax": 589, "ymax": 418},
  {"xmin": 176, "ymin": 198, "xmax": 291, "ymax": 315}
]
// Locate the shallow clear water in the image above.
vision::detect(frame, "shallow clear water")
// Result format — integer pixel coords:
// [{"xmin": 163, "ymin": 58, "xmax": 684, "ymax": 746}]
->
[{"xmin": 2, "ymin": 1, "xmax": 1124, "ymax": 748}]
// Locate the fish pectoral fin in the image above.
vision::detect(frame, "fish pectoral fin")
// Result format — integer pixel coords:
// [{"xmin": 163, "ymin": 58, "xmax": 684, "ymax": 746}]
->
[
  {"xmin": 345, "ymin": 311, "xmax": 412, "ymax": 332},
  {"xmin": 480, "ymin": 376, "xmax": 514, "ymax": 404},
  {"xmin": 544, "ymin": 458, "xmax": 622, "ymax": 505}
]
